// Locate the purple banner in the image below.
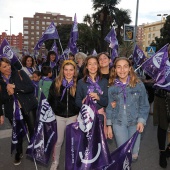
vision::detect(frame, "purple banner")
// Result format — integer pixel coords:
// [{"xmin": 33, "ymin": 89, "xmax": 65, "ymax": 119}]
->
[
  {"xmin": 34, "ymin": 21, "xmax": 59, "ymax": 50},
  {"xmin": 26, "ymin": 92, "xmax": 57, "ymax": 165},
  {"xmin": 65, "ymin": 96, "xmax": 111, "ymax": 170},
  {"xmin": 0, "ymin": 38, "xmax": 19, "ymax": 64}
]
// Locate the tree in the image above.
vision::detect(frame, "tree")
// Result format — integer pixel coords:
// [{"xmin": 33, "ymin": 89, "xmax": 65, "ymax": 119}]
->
[
  {"xmin": 150, "ymin": 15, "xmax": 170, "ymax": 51},
  {"xmin": 119, "ymin": 41, "xmax": 134, "ymax": 57}
]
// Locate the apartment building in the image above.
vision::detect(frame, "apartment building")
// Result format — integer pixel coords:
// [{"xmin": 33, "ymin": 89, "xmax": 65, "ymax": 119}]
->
[{"xmin": 23, "ymin": 12, "xmax": 73, "ymax": 54}]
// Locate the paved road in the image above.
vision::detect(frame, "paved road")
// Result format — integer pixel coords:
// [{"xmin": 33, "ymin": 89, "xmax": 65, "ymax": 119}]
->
[{"xmin": 0, "ymin": 115, "xmax": 169, "ymax": 170}]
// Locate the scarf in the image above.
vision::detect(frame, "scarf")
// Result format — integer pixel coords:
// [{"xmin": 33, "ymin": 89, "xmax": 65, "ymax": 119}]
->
[
  {"xmin": 32, "ymin": 80, "xmax": 39, "ymax": 98},
  {"xmin": 41, "ymin": 76, "xmax": 52, "ymax": 86},
  {"xmin": 26, "ymin": 67, "xmax": 34, "ymax": 74},
  {"xmin": 50, "ymin": 61, "xmax": 56, "ymax": 68},
  {"xmin": 60, "ymin": 78, "xmax": 74, "ymax": 101},
  {"xmin": 114, "ymin": 76, "xmax": 130, "ymax": 108},
  {"xmin": 86, "ymin": 76, "xmax": 103, "ymax": 95}
]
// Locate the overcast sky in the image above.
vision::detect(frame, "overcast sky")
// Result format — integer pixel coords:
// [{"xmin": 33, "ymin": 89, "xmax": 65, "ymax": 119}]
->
[{"xmin": 0, "ymin": 0, "xmax": 169, "ymax": 35}]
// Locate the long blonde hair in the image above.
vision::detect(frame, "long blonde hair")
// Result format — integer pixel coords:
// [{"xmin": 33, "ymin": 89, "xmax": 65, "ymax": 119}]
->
[
  {"xmin": 55, "ymin": 60, "xmax": 77, "ymax": 96},
  {"xmin": 109, "ymin": 57, "xmax": 140, "ymax": 87}
]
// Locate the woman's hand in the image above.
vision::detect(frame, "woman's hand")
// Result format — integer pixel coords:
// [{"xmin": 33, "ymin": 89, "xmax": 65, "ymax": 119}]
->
[
  {"xmin": 137, "ymin": 122, "xmax": 144, "ymax": 133},
  {"xmin": 111, "ymin": 101, "xmax": 116, "ymax": 108},
  {"xmin": 107, "ymin": 126, "xmax": 113, "ymax": 139},
  {"xmin": 89, "ymin": 92, "xmax": 100, "ymax": 101},
  {"xmin": 6, "ymin": 84, "xmax": 15, "ymax": 95},
  {"xmin": 0, "ymin": 115, "xmax": 4, "ymax": 125},
  {"xmin": 82, "ymin": 97, "xmax": 87, "ymax": 104}
]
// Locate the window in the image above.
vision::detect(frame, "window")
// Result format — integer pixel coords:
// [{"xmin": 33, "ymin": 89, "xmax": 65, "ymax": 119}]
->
[
  {"xmin": 148, "ymin": 34, "xmax": 151, "ymax": 38},
  {"xmin": 36, "ymin": 32, "xmax": 39, "ymax": 35},
  {"xmin": 24, "ymin": 25, "xmax": 28, "ymax": 29},
  {"xmin": 149, "ymin": 28, "xmax": 151, "ymax": 31},
  {"xmin": 36, "ymin": 21, "xmax": 39, "ymax": 24},
  {"xmin": 31, "ymin": 21, "xmax": 34, "ymax": 24},
  {"xmin": 36, "ymin": 26, "xmax": 39, "ymax": 30},
  {"xmin": 152, "ymin": 33, "xmax": 155, "ymax": 38},
  {"xmin": 59, "ymin": 18, "xmax": 64, "ymax": 20},
  {"xmin": 42, "ymin": 21, "xmax": 45, "ymax": 25},
  {"xmin": 148, "ymin": 40, "xmax": 150, "ymax": 45},
  {"xmin": 153, "ymin": 27, "xmax": 155, "ymax": 31},
  {"xmin": 23, "ymin": 31, "xmax": 28, "ymax": 34},
  {"xmin": 23, "ymin": 20, "xmax": 28, "ymax": 24},
  {"xmin": 31, "ymin": 26, "xmax": 34, "ymax": 29}
]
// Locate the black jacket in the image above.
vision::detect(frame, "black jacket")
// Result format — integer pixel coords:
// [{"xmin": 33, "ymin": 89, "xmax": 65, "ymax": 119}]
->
[
  {"xmin": 48, "ymin": 81, "xmax": 79, "ymax": 118},
  {"xmin": 0, "ymin": 68, "xmax": 38, "ymax": 119}
]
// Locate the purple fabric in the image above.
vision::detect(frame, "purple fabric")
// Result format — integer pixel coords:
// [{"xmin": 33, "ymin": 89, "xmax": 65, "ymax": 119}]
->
[
  {"xmin": 65, "ymin": 96, "xmax": 111, "ymax": 170},
  {"xmin": 114, "ymin": 76, "xmax": 130, "ymax": 106},
  {"xmin": 86, "ymin": 76, "xmax": 103, "ymax": 95},
  {"xmin": 91, "ymin": 49, "xmax": 97, "ymax": 56},
  {"xmin": 60, "ymin": 78, "xmax": 74, "ymax": 101},
  {"xmin": 50, "ymin": 41, "xmax": 59, "ymax": 62},
  {"xmin": 2, "ymin": 74, "xmax": 27, "ymax": 154},
  {"xmin": 154, "ymin": 60, "xmax": 170, "ymax": 91},
  {"xmin": 68, "ymin": 13, "xmax": 79, "ymax": 55},
  {"xmin": 133, "ymin": 45, "xmax": 146, "ymax": 67},
  {"xmin": 41, "ymin": 76, "xmax": 52, "ymax": 86},
  {"xmin": 111, "ymin": 48, "xmax": 118, "ymax": 62},
  {"xmin": 0, "ymin": 38, "xmax": 19, "ymax": 64},
  {"xmin": 26, "ymin": 92, "xmax": 57, "ymax": 165},
  {"xmin": 101, "ymin": 131, "xmax": 139, "ymax": 170},
  {"xmin": 141, "ymin": 43, "xmax": 169, "ymax": 80},
  {"xmin": 32, "ymin": 80, "xmax": 39, "ymax": 98},
  {"xmin": 50, "ymin": 61, "xmax": 56, "ymax": 68},
  {"xmin": 26, "ymin": 67, "xmax": 34, "ymax": 74},
  {"xmin": 34, "ymin": 22, "xmax": 59, "ymax": 50}
]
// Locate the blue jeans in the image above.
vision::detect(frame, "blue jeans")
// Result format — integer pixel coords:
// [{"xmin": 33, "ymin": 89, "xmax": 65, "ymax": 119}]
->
[{"xmin": 112, "ymin": 109, "xmax": 141, "ymax": 156}]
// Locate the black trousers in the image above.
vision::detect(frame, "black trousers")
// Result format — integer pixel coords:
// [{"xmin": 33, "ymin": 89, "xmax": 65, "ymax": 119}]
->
[
  {"xmin": 16, "ymin": 108, "xmax": 37, "ymax": 154},
  {"xmin": 157, "ymin": 126, "xmax": 167, "ymax": 150}
]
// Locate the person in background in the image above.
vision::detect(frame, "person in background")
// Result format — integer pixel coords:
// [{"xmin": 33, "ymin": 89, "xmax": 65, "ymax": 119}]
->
[
  {"xmin": 106, "ymin": 57, "xmax": 149, "ymax": 162},
  {"xmin": 42, "ymin": 51, "xmax": 57, "ymax": 80},
  {"xmin": 68, "ymin": 52, "xmax": 75, "ymax": 61},
  {"xmin": 0, "ymin": 89, "xmax": 4, "ymax": 125},
  {"xmin": 21, "ymin": 55, "xmax": 37, "ymax": 80},
  {"xmin": 75, "ymin": 55, "xmax": 108, "ymax": 137},
  {"xmin": 75, "ymin": 52, "xmax": 87, "ymax": 73},
  {"xmin": 48, "ymin": 60, "xmax": 79, "ymax": 170},
  {"xmin": 32, "ymin": 70, "xmax": 41, "ymax": 99},
  {"xmin": 97, "ymin": 52, "xmax": 111, "ymax": 80},
  {"xmin": 38, "ymin": 66, "xmax": 52, "ymax": 99},
  {"xmin": 0, "ymin": 57, "xmax": 38, "ymax": 165}
]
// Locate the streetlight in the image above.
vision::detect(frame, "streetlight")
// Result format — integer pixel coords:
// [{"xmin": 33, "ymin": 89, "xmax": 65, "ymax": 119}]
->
[
  {"xmin": 5, "ymin": 30, "xmax": 8, "ymax": 38},
  {"xmin": 157, "ymin": 14, "xmax": 168, "ymax": 28},
  {"xmin": 9, "ymin": 16, "xmax": 13, "ymax": 45}
]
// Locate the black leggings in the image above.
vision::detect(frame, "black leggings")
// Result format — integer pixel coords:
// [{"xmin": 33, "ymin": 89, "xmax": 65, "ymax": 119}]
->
[
  {"xmin": 157, "ymin": 126, "xmax": 167, "ymax": 150},
  {"xmin": 16, "ymin": 108, "xmax": 37, "ymax": 154}
]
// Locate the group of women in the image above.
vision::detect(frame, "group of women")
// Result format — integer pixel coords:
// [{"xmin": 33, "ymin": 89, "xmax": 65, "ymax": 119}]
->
[{"xmin": 0, "ymin": 51, "xmax": 153, "ymax": 170}]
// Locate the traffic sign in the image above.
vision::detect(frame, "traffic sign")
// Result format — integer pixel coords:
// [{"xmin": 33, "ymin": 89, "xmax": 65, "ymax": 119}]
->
[{"xmin": 147, "ymin": 46, "xmax": 156, "ymax": 56}]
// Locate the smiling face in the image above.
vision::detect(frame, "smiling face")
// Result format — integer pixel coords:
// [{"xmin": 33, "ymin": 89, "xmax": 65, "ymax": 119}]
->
[
  {"xmin": 63, "ymin": 64, "xmax": 75, "ymax": 82},
  {"xmin": 115, "ymin": 59, "xmax": 131, "ymax": 83},
  {"xmin": 86, "ymin": 58, "xmax": 98, "ymax": 76},
  {"xmin": 98, "ymin": 54, "xmax": 110, "ymax": 68},
  {"xmin": 26, "ymin": 57, "xmax": 33, "ymax": 67},
  {"xmin": 50, "ymin": 54, "xmax": 56, "ymax": 62},
  {"xmin": 0, "ymin": 61, "xmax": 11, "ymax": 77}
]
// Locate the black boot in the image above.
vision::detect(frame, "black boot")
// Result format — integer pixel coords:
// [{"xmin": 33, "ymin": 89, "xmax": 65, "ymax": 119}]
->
[
  {"xmin": 166, "ymin": 144, "xmax": 170, "ymax": 158},
  {"xmin": 159, "ymin": 151, "xmax": 167, "ymax": 168}
]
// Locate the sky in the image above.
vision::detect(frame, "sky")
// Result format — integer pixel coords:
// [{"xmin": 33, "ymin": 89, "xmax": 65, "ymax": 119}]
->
[{"xmin": 0, "ymin": 0, "xmax": 170, "ymax": 35}]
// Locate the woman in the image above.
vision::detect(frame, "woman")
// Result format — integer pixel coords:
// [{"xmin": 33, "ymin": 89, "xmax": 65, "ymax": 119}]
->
[
  {"xmin": 48, "ymin": 60, "xmax": 79, "ymax": 170},
  {"xmin": 97, "ymin": 52, "xmax": 111, "ymax": 80},
  {"xmin": 106, "ymin": 57, "xmax": 149, "ymax": 161},
  {"xmin": 75, "ymin": 52, "xmax": 87, "ymax": 73},
  {"xmin": 21, "ymin": 55, "xmax": 36, "ymax": 80},
  {"xmin": 0, "ymin": 57, "xmax": 38, "ymax": 165},
  {"xmin": 42, "ymin": 51, "xmax": 57, "ymax": 80},
  {"xmin": 75, "ymin": 55, "xmax": 108, "ymax": 136}
]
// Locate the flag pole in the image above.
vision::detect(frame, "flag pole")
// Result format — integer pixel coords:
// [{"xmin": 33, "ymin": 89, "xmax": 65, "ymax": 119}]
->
[{"xmin": 26, "ymin": 134, "xmax": 38, "ymax": 170}]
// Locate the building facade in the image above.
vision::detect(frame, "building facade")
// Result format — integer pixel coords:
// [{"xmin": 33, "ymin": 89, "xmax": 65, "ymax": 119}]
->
[
  {"xmin": 23, "ymin": 12, "xmax": 73, "ymax": 54},
  {"xmin": 0, "ymin": 32, "xmax": 23, "ymax": 52}
]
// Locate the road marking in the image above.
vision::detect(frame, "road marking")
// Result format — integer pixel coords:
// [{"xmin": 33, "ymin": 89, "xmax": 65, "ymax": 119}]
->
[{"xmin": 0, "ymin": 129, "xmax": 12, "ymax": 139}]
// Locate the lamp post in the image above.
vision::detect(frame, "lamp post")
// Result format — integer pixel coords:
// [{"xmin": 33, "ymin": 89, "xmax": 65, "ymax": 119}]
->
[
  {"xmin": 9, "ymin": 16, "xmax": 13, "ymax": 45},
  {"xmin": 134, "ymin": 0, "xmax": 139, "ymax": 48},
  {"xmin": 157, "ymin": 14, "xmax": 168, "ymax": 28},
  {"xmin": 5, "ymin": 30, "xmax": 8, "ymax": 38}
]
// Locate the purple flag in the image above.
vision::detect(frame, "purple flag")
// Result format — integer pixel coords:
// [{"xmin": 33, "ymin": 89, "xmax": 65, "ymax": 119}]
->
[
  {"xmin": 0, "ymin": 38, "xmax": 19, "ymax": 64},
  {"xmin": 50, "ymin": 41, "xmax": 59, "ymax": 62},
  {"xmin": 26, "ymin": 92, "xmax": 57, "ymax": 165},
  {"xmin": 133, "ymin": 45, "xmax": 146, "ymax": 67},
  {"xmin": 110, "ymin": 48, "xmax": 118, "ymax": 62},
  {"xmin": 101, "ymin": 131, "xmax": 139, "ymax": 170},
  {"xmin": 91, "ymin": 49, "xmax": 97, "ymax": 56},
  {"xmin": 104, "ymin": 27, "xmax": 118, "ymax": 50},
  {"xmin": 154, "ymin": 59, "xmax": 170, "ymax": 91},
  {"xmin": 68, "ymin": 13, "xmax": 79, "ymax": 55},
  {"xmin": 141, "ymin": 43, "xmax": 169, "ymax": 80},
  {"xmin": 65, "ymin": 96, "xmax": 111, "ymax": 170},
  {"xmin": 11, "ymin": 97, "xmax": 27, "ymax": 154},
  {"xmin": 34, "ymin": 21, "xmax": 59, "ymax": 50}
]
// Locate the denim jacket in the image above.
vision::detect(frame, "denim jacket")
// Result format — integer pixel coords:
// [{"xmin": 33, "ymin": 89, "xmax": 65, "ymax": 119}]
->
[{"xmin": 106, "ymin": 81, "xmax": 149, "ymax": 126}]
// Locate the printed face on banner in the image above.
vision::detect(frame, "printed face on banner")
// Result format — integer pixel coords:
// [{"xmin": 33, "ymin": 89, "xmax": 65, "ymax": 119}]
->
[
  {"xmin": 3, "ymin": 45, "xmax": 14, "ymax": 59},
  {"xmin": 77, "ymin": 104, "xmax": 94, "ymax": 132},
  {"xmin": 45, "ymin": 24, "xmax": 55, "ymax": 34},
  {"xmin": 40, "ymin": 99, "xmax": 56, "ymax": 122},
  {"xmin": 153, "ymin": 52, "xmax": 164, "ymax": 68}
]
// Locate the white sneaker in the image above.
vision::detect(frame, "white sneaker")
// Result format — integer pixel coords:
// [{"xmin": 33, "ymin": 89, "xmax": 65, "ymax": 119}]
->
[{"xmin": 50, "ymin": 161, "xmax": 58, "ymax": 170}]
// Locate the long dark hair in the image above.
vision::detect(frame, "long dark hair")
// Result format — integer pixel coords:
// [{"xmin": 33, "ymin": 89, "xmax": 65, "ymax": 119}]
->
[{"xmin": 83, "ymin": 55, "xmax": 102, "ymax": 82}]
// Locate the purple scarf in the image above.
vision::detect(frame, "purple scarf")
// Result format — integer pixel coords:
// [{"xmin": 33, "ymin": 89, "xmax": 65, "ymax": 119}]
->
[
  {"xmin": 114, "ymin": 76, "xmax": 130, "ymax": 108},
  {"xmin": 86, "ymin": 76, "xmax": 103, "ymax": 95},
  {"xmin": 50, "ymin": 61, "xmax": 56, "ymax": 68},
  {"xmin": 32, "ymin": 80, "xmax": 39, "ymax": 98},
  {"xmin": 60, "ymin": 78, "xmax": 74, "ymax": 101},
  {"xmin": 41, "ymin": 76, "xmax": 52, "ymax": 86},
  {"xmin": 26, "ymin": 67, "xmax": 34, "ymax": 74}
]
